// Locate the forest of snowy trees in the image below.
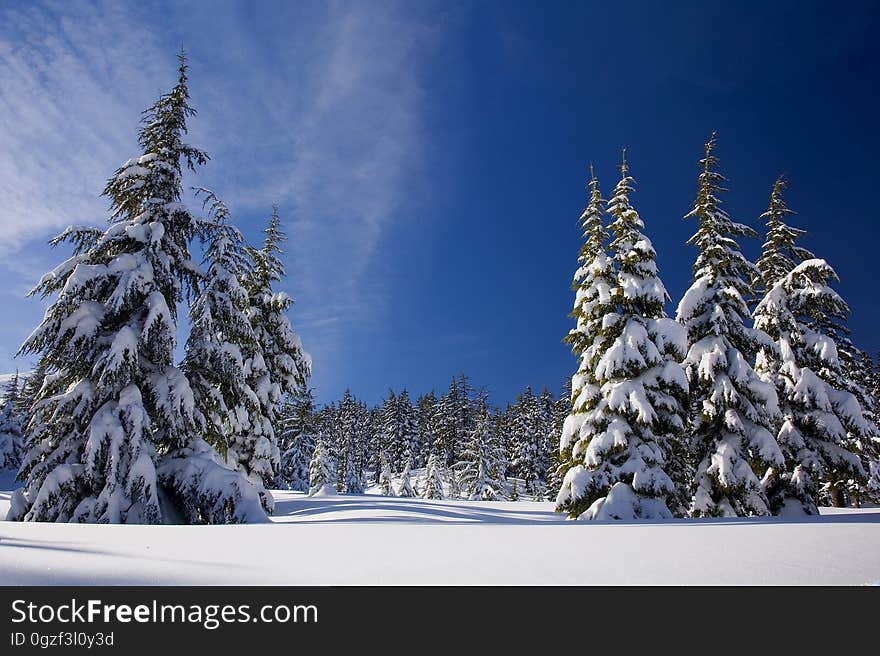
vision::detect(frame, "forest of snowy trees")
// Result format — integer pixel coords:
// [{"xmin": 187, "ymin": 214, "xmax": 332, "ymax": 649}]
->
[
  {"xmin": 269, "ymin": 376, "xmax": 569, "ymax": 501},
  {"xmin": 556, "ymin": 137, "xmax": 880, "ymax": 519},
  {"xmin": 1, "ymin": 59, "xmax": 878, "ymax": 525}
]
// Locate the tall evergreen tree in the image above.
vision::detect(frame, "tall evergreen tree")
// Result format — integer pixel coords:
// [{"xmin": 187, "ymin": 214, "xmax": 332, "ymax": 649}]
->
[
  {"xmin": 458, "ymin": 397, "xmax": 505, "ymax": 501},
  {"xmin": 755, "ymin": 259, "xmax": 870, "ymax": 512},
  {"xmin": 415, "ymin": 391, "xmax": 436, "ymax": 468},
  {"xmin": 8, "ymin": 55, "xmax": 263, "ymax": 524},
  {"xmin": 362, "ymin": 406, "xmax": 381, "ymax": 484},
  {"xmin": 231, "ymin": 207, "xmax": 311, "ymax": 511},
  {"xmin": 755, "ymin": 176, "xmax": 814, "ymax": 292},
  {"xmin": 556, "ymin": 167, "xmax": 615, "ymax": 505},
  {"xmin": 13, "ymin": 362, "xmax": 48, "ymax": 430},
  {"xmin": 556, "ymin": 151, "xmax": 689, "ymax": 519},
  {"xmin": 676, "ymin": 134, "xmax": 783, "ymax": 517},
  {"xmin": 563, "ymin": 164, "xmax": 614, "ymax": 362},
  {"xmin": 336, "ymin": 390, "xmax": 366, "ymax": 493},
  {"xmin": 509, "ymin": 386, "xmax": 541, "ymax": 493},
  {"xmin": 0, "ymin": 374, "xmax": 23, "ymax": 472},
  {"xmin": 536, "ymin": 387, "xmax": 557, "ymax": 485},
  {"xmin": 183, "ymin": 189, "xmax": 259, "ymax": 458},
  {"xmin": 380, "ymin": 388, "xmax": 398, "ymax": 474},
  {"xmin": 845, "ymin": 349, "xmax": 880, "ymax": 504},
  {"xmin": 276, "ymin": 388, "xmax": 317, "ymax": 492},
  {"xmin": 545, "ymin": 378, "xmax": 572, "ymax": 501},
  {"xmin": 396, "ymin": 389, "xmax": 418, "ymax": 472}
]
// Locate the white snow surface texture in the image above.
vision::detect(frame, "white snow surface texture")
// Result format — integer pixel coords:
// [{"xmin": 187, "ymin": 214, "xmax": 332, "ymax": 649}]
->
[{"xmin": 1, "ymin": 473, "xmax": 878, "ymax": 585}]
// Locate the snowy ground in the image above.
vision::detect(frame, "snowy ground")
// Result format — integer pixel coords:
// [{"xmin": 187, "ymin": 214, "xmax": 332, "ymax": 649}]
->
[{"xmin": 1, "ymin": 472, "xmax": 879, "ymax": 585}]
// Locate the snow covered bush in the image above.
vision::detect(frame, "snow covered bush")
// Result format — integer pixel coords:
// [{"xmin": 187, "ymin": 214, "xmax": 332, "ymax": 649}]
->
[
  {"xmin": 157, "ymin": 438, "xmax": 268, "ymax": 524},
  {"xmin": 308, "ymin": 433, "xmax": 336, "ymax": 496},
  {"xmin": 420, "ymin": 453, "xmax": 444, "ymax": 499},
  {"xmin": 396, "ymin": 460, "xmax": 415, "ymax": 497},
  {"xmin": 379, "ymin": 455, "xmax": 395, "ymax": 496}
]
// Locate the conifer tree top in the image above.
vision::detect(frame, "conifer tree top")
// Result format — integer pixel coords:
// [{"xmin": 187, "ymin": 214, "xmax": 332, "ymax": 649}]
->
[
  {"xmin": 607, "ymin": 148, "xmax": 667, "ymax": 316},
  {"xmin": 755, "ymin": 175, "xmax": 814, "ymax": 289},
  {"xmin": 577, "ymin": 163, "xmax": 607, "ymax": 265},
  {"xmin": 678, "ymin": 133, "xmax": 759, "ymax": 335},
  {"xmin": 104, "ymin": 51, "xmax": 208, "ymax": 221},
  {"xmin": 685, "ymin": 134, "xmax": 757, "ymax": 269},
  {"xmin": 249, "ymin": 206, "xmax": 287, "ymax": 292}
]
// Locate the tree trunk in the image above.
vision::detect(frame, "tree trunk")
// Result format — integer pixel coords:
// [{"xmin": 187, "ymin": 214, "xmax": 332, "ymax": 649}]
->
[{"xmin": 829, "ymin": 484, "xmax": 844, "ymax": 508}]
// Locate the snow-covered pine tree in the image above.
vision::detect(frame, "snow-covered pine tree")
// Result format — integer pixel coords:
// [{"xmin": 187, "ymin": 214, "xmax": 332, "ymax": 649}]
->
[
  {"xmin": 755, "ymin": 258, "xmax": 870, "ymax": 512},
  {"xmin": 336, "ymin": 390, "xmax": 366, "ymax": 493},
  {"xmin": 308, "ymin": 431, "xmax": 336, "ymax": 496},
  {"xmin": 380, "ymin": 389, "xmax": 399, "ymax": 472},
  {"xmin": 230, "ymin": 206, "xmax": 311, "ymax": 512},
  {"xmin": 509, "ymin": 386, "xmax": 541, "ymax": 493},
  {"xmin": 536, "ymin": 387, "xmax": 556, "ymax": 484},
  {"xmin": 556, "ymin": 167, "xmax": 615, "ymax": 507},
  {"xmin": 0, "ymin": 373, "xmax": 24, "ymax": 472},
  {"xmin": 420, "ymin": 452, "xmax": 444, "ymax": 499},
  {"xmin": 183, "ymin": 189, "xmax": 259, "ymax": 458},
  {"xmin": 449, "ymin": 468, "xmax": 462, "ymax": 500},
  {"xmin": 436, "ymin": 379, "xmax": 459, "ymax": 467},
  {"xmin": 434, "ymin": 374, "xmax": 476, "ymax": 468},
  {"xmin": 754, "ymin": 176, "xmax": 814, "ymax": 291},
  {"xmin": 563, "ymin": 164, "xmax": 614, "ymax": 363},
  {"xmin": 676, "ymin": 134, "xmax": 783, "ymax": 518},
  {"xmin": 845, "ymin": 349, "xmax": 880, "ymax": 505},
  {"xmin": 9, "ymin": 55, "xmax": 267, "ymax": 524},
  {"xmin": 491, "ymin": 408, "xmax": 511, "ymax": 490},
  {"xmin": 14, "ymin": 361, "xmax": 47, "ymax": 423},
  {"xmin": 397, "ymin": 389, "xmax": 418, "ymax": 472},
  {"xmin": 544, "ymin": 378, "xmax": 572, "ymax": 500},
  {"xmin": 365, "ymin": 405, "xmax": 383, "ymax": 484},
  {"xmin": 458, "ymin": 397, "xmax": 505, "ymax": 501},
  {"xmin": 415, "ymin": 391, "xmax": 436, "ymax": 468},
  {"xmin": 276, "ymin": 388, "xmax": 317, "ymax": 492},
  {"xmin": 556, "ymin": 151, "xmax": 689, "ymax": 520},
  {"xmin": 396, "ymin": 459, "xmax": 415, "ymax": 497}
]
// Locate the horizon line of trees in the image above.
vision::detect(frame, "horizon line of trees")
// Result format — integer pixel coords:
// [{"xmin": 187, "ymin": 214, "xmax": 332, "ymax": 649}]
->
[{"xmin": 272, "ymin": 374, "xmax": 570, "ymax": 500}]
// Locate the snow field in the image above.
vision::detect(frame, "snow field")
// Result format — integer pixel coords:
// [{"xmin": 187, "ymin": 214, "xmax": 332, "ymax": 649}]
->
[{"xmin": 2, "ymin": 480, "xmax": 878, "ymax": 586}]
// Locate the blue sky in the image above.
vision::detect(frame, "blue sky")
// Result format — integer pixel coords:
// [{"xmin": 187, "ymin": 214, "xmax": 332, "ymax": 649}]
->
[{"xmin": 0, "ymin": 0, "xmax": 877, "ymax": 406}]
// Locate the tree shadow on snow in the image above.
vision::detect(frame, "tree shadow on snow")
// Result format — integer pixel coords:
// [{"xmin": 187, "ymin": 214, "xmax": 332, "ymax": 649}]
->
[
  {"xmin": 270, "ymin": 495, "xmax": 880, "ymax": 526},
  {"xmin": 271, "ymin": 496, "xmax": 568, "ymax": 524}
]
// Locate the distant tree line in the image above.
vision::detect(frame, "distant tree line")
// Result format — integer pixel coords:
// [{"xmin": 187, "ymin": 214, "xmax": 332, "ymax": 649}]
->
[{"xmin": 273, "ymin": 375, "xmax": 571, "ymax": 501}]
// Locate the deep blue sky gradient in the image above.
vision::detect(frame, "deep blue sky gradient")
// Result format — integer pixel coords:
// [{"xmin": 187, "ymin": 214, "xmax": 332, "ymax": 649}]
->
[
  {"xmin": 354, "ymin": 0, "xmax": 880, "ymax": 405},
  {"xmin": 1, "ymin": 1, "xmax": 878, "ymax": 407}
]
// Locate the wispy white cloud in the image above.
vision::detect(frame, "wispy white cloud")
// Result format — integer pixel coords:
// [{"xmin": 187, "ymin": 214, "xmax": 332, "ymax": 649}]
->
[
  {"xmin": 261, "ymin": 4, "xmax": 429, "ymax": 392},
  {"xmin": 0, "ymin": 1, "xmax": 175, "ymax": 248},
  {"xmin": 0, "ymin": 1, "xmax": 434, "ymax": 395}
]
